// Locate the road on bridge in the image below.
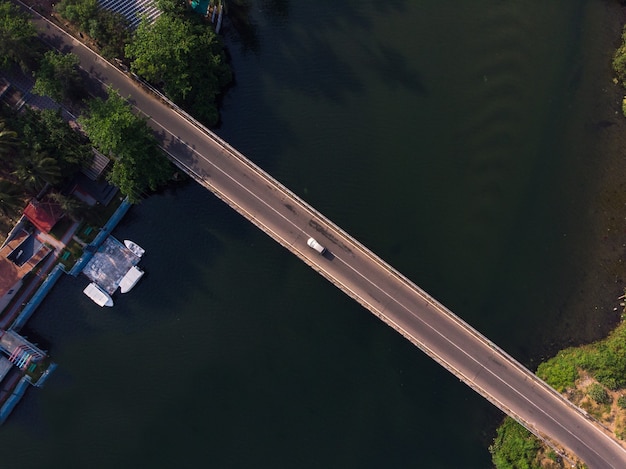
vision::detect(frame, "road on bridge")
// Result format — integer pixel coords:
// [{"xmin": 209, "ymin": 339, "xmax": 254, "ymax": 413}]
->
[{"xmin": 18, "ymin": 3, "xmax": 626, "ymax": 467}]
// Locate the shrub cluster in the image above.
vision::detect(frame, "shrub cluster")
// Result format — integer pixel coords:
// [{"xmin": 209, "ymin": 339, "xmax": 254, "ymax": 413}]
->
[
  {"xmin": 587, "ymin": 383, "xmax": 611, "ymax": 405},
  {"xmin": 56, "ymin": 0, "xmax": 130, "ymax": 58},
  {"xmin": 537, "ymin": 321, "xmax": 626, "ymax": 392}
]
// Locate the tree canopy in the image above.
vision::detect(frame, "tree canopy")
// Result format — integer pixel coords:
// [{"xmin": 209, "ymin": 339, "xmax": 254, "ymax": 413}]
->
[
  {"xmin": 126, "ymin": 13, "xmax": 232, "ymax": 126},
  {"xmin": 155, "ymin": 0, "xmax": 189, "ymax": 15},
  {"xmin": 0, "ymin": 179, "xmax": 22, "ymax": 218},
  {"xmin": 12, "ymin": 150, "xmax": 61, "ymax": 192},
  {"xmin": 0, "ymin": 1, "xmax": 40, "ymax": 71},
  {"xmin": 78, "ymin": 87, "xmax": 172, "ymax": 202},
  {"xmin": 0, "ymin": 120, "xmax": 18, "ymax": 164},
  {"xmin": 490, "ymin": 417, "xmax": 541, "ymax": 469},
  {"xmin": 56, "ymin": 0, "xmax": 130, "ymax": 58},
  {"xmin": 11, "ymin": 108, "xmax": 91, "ymax": 180},
  {"xmin": 33, "ymin": 51, "xmax": 84, "ymax": 101}
]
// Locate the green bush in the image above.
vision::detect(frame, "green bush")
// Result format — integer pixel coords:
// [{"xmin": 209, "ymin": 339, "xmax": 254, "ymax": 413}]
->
[
  {"xmin": 490, "ymin": 417, "xmax": 541, "ymax": 469},
  {"xmin": 617, "ymin": 395, "xmax": 626, "ymax": 409},
  {"xmin": 614, "ymin": 27, "xmax": 626, "ymax": 87},
  {"xmin": 587, "ymin": 383, "xmax": 611, "ymax": 405},
  {"xmin": 536, "ymin": 320, "xmax": 626, "ymax": 394},
  {"xmin": 56, "ymin": 0, "xmax": 129, "ymax": 58},
  {"xmin": 536, "ymin": 356, "xmax": 578, "ymax": 392}
]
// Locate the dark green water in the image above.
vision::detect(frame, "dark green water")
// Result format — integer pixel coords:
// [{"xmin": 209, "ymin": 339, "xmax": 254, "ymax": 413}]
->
[{"xmin": 1, "ymin": 1, "xmax": 624, "ymax": 467}]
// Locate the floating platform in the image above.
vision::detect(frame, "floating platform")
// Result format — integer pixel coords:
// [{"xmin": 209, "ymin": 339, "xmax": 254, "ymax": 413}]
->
[{"xmin": 82, "ymin": 237, "xmax": 139, "ymax": 295}]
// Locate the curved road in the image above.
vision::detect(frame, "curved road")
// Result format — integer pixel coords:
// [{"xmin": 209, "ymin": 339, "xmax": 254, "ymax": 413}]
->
[{"xmin": 17, "ymin": 3, "xmax": 626, "ymax": 466}]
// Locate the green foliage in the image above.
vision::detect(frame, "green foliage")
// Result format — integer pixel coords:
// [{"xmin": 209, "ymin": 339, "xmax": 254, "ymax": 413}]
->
[
  {"xmin": 78, "ymin": 87, "xmax": 171, "ymax": 202},
  {"xmin": 0, "ymin": 179, "xmax": 23, "ymax": 218},
  {"xmin": 56, "ymin": 0, "xmax": 98, "ymax": 28},
  {"xmin": 490, "ymin": 417, "xmax": 541, "ymax": 469},
  {"xmin": 0, "ymin": 109, "xmax": 91, "ymax": 222},
  {"xmin": 0, "ymin": 120, "xmax": 18, "ymax": 166},
  {"xmin": 0, "ymin": 1, "xmax": 40, "ymax": 71},
  {"xmin": 614, "ymin": 26, "xmax": 626, "ymax": 88},
  {"xmin": 12, "ymin": 151, "xmax": 61, "ymax": 192},
  {"xmin": 155, "ymin": 0, "xmax": 188, "ymax": 15},
  {"xmin": 78, "ymin": 88, "xmax": 139, "ymax": 155},
  {"xmin": 617, "ymin": 395, "xmax": 626, "ymax": 409},
  {"xmin": 8, "ymin": 108, "xmax": 91, "ymax": 181},
  {"xmin": 48, "ymin": 191, "xmax": 89, "ymax": 221},
  {"xmin": 537, "ymin": 319, "xmax": 626, "ymax": 392},
  {"xmin": 33, "ymin": 51, "xmax": 84, "ymax": 101},
  {"xmin": 536, "ymin": 356, "xmax": 578, "ymax": 392},
  {"xmin": 587, "ymin": 383, "xmax": 611, "ymax": 405},
  {"xmin": 614, "ymin": 26, "xmax": 626, "ymax": 117},
  {"xmin": 126, "ymin": 12, "xmax": 232, "ymax": 126},
  {"xmin": 56, "ymin": 0, "xmax": 130, "ymax": 58},
  {"xmin": 88, "ymin": 9, "xmax": 131, "ymax": 59}
]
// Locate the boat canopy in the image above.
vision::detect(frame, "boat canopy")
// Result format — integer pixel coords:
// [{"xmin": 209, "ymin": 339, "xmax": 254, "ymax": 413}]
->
[{"xmin": 83, "ymin": 282, "xmax": 113, "ymax": 307}]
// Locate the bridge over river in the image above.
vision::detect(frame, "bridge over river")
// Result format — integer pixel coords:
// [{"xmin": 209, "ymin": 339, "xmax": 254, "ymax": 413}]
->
[{"xmin": 18, "ymin": 2, "xmax": 626, "ymax": 467}]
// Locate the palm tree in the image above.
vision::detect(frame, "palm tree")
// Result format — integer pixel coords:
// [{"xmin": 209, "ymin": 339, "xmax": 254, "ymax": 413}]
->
[
  {"xmin": 0, "ymin": 121, "xmax": 18, "ymax": 170},
  {"xmin": 48, "ymin": 191, "xmax": 89, "ymax": 221},
  {"xmin": 0, "ymin": 179, "xmax": 23, "ymax": 219},
  {"xmin": 12, "ymin": 151, "xmax": 61, "ymax": 192}
]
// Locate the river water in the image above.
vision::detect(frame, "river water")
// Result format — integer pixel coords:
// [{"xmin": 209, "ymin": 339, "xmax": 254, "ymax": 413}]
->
[{"xmin": 2, "ymin": 1, "xmax": 626, "ymax": 467}]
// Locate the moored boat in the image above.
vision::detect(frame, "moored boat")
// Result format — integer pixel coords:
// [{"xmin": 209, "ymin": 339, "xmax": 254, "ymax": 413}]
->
[
  {"xmin": 124, "ymin": 239, "xmax": 145, "ymax": 258},
  {"xmin": 119, "ymin": 266, "xmax": 144, "ymax": 293},
  {"xmin": 83, "ymin": 282, "xmax": 114, "ymax": 307}
]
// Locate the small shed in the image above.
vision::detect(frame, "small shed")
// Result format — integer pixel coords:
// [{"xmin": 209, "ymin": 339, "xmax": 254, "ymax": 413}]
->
[{"xmin": 81, "ymin": 148, "xmax": 111, "ymax": 181}]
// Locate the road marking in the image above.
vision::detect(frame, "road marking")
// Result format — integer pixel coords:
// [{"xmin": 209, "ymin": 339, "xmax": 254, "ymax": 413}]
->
[{"xmin": 148, "ymin": 116, "xmax": 616, "ymax": 466}]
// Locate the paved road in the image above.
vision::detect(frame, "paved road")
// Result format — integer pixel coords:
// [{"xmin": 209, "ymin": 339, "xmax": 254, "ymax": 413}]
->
[{"xmin": 17, "ymin": 3, "xmax": 626, "ymax": 467}]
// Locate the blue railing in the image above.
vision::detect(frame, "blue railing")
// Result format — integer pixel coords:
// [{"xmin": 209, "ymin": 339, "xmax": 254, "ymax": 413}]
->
[
  {"xmin": 0, "ymin": 376, "xmax": 30, "ymax": 425},
  {"xmin": 10, "ymin": 264, "xmax": 66, "ymax": 331},
  {"xmin": 69, "ymin": 197, "xmax": 132, "ymax": 277}
]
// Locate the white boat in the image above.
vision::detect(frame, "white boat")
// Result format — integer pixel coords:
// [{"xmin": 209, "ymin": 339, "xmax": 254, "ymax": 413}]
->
[
  {"xmin": 119, "ymin": 266, "xmax": 144, "ymax": 293},
  {"xmin": 83, "ymin": 282, "xmax": 114, "ymax": 307},
  {"xmin": 124, "ymin": 239, "xmax": 145, "ymax": 258}
]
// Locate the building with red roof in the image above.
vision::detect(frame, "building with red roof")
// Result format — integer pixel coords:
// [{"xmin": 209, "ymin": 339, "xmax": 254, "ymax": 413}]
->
[{"xmin": 23, "ymin": 198, "xmax": 63, "ymax": 233}]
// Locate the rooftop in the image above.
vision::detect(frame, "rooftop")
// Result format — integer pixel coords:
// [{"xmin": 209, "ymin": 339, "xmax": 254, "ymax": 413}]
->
[
  {"xmin": 23, "ymin": 198, "xmax": 64, "ymax": 233},
  {"xmin": 0, "ymin": 230, "xmax": 50, "ymax": 298}
]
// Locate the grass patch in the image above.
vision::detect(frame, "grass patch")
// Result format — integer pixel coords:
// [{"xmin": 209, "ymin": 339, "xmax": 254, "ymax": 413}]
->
[
  {"xmin": 83, "ymin": 195, "xmax": 123, "ymax": 227},
  {"xmin": 57, "ymin": 239, "xmax": 85, "ymax": 270},
  {"xmin": 537, "ymin": 318, "xmax": 626, "ymax": 392}
]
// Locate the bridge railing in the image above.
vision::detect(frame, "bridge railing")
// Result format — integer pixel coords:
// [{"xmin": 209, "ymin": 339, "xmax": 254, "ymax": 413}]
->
[{"xmin": 128, "ymin": 48, "xmax": 616, "ymax": 461}]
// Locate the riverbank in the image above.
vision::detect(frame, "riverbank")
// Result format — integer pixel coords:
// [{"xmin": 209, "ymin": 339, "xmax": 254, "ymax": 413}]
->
[
  {"xmin": 533, "ymin": 3, "xmax": 626, "ymax": 356},
  {"xmin": 491, "ymin": 3, "xmax": 626, "ymax": 467}
]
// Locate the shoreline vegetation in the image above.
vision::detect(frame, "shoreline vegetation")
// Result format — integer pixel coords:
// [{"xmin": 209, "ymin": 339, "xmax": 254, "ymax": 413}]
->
[
  {"xmin": 490, "ymin": 15, "xmax": 626, "ymax": 469},
  {"xmin": 0, "ymin": 0, "xmax": 233, "ymax": 239},
  {"xmin": 0, "ymin": 0, "xmax": 232, "ymax": 423}
]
